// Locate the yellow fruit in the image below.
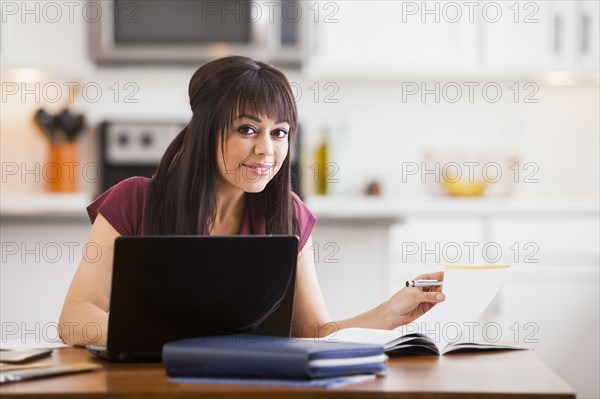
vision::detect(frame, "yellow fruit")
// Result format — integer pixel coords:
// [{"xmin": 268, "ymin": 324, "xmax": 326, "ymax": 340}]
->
[{"xmin": 442, "ymin": 179, "xmax": 489, "ymax": 196}]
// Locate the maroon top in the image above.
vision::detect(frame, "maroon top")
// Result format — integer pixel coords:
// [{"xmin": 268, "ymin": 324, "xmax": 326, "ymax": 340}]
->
[{"xmin": 87, "ymin": 176, "xmax": 317, "ymax": 252}]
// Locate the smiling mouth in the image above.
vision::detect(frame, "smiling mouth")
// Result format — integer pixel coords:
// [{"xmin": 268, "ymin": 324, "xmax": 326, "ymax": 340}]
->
[{"xmin": 242, "ymin": 164, "xmax": 272, "ymax": 176}]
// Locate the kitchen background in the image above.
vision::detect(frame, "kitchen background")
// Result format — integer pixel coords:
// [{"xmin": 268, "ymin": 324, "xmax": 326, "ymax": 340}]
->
[{"xmin": 1, "ymin": 1, "xmax": 598, "ymax": 397}]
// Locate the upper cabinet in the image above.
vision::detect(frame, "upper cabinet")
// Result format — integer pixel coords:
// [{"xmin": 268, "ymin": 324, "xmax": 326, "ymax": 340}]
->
[
  {"xmin": 303, "ymin": 1, "xmax": 478, "ymax": 77},
  {"xmin": 304, "ymin": 0, "xmax": 599, "ymax": 77},
  {"xmin": 578, "ymin": 0, "xmax": 600, "ymax": 74},
  {"xmin": 481, "ymin": 0, "xmax": 599, "ymax": 74}
]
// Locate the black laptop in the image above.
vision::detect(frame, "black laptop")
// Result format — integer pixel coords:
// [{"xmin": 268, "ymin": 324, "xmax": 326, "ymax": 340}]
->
[{"xmin": 86, "ymin": 235, "xmax": 299, "ymax": 362}]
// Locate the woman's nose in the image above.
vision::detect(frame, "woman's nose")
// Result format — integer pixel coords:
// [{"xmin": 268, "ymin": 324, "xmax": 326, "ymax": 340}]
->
[{"xmin": 254, "ymin": 133, "xmax": 274, "ymax": 157}]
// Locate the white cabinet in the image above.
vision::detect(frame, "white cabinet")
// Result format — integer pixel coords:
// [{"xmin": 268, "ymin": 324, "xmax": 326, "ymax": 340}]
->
[
  {"xmin": 388, "ymin": 213, "xmax": 599, "ymax": 398},
  {"xmin": 495, "ymin": 263, "xmax": 599, "ymax": 399},
  {"xmin": 304, "ymin": 0, "xmax": 477, "ymax": 77},
  {"xmin": 0, "ymin": 219, "xmax": 90, "ymax": 344},
  {"xmin": 482, "ymin": 0, "xmax": 599, "ymax": 74},
  {"xmin": 305, "ymin": 0, "xmax": 597, "ymax": 77},
  {"xmin": 578, "ymin": 0, "xmax": 600, "ymax": 74},
  {"xmin": 490, "ymin": 218, "xmax": 599, "ymax": 399},
  {"xmin": 482, "ymin": 1, "xmax": 577, "ymax": 73}
]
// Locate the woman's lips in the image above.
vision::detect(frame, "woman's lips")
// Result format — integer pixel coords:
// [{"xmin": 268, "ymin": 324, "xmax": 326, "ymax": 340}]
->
[{"xmin": 243, "ymin": 163, "xmax": 272, "ymax": 176}]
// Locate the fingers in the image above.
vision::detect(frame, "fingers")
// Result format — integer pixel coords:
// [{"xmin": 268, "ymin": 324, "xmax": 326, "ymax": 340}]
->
[
  {"xmin": 415, "ymin": 271, "xmax": 444, "ymax": 282},
  {"xmin": 420, "ymin": 285, "xmax": 443, "ymax": 293},
  {"xmin": 416, "ymin": 290, "xmax": 445, "ymax": 304}
]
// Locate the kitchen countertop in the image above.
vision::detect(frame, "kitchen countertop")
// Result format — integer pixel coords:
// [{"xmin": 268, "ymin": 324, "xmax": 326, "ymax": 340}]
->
[
  {"xmin": 0, "ymin": 192, "xmax": 91, "ymax": 222},
  {"xmin": 1, "ymin": 193, "xmax": 598, "ymax": 222},
  {"xmin": 306, "ymin": 195, "xmax": 600, "ymax": 221}
]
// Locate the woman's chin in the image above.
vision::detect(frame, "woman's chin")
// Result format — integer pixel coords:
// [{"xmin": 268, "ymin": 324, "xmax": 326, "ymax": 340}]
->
[{"xmin": 242, "ymin": 182, "xmax": 269, "ymax": 193}]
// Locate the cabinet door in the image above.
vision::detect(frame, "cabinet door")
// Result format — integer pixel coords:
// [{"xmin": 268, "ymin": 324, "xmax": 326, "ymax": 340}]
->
[
  {"xmin": 490, "ymin": 217, "xmax": 599, "ymax": 399},
  {"xmin": 305, "ymin": 0, "xmax": 477, "ymax": 76},
  {"xmin": 1, "ymin": 222, "xmax": 90, "ymax": 344},
  {"xmin": 482, "ymin": 0, "xmax": 577, "ymax": 73},
  {"xmin": 578, "ymin": 0, "xmax": 600, "ymax": 73},
  {"xmin": 495, "ymin": 262, "xmax": 599, "ymax": 399}
]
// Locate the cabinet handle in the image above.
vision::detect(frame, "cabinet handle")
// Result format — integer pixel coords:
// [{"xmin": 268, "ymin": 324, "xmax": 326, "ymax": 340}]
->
[
  {"xmin": 581, "ymin": 12, "xmax": 590, "ymax": 54},
  {"xmin": 553, "ymin": 14, "xmax": 562, "ymax": 54}
]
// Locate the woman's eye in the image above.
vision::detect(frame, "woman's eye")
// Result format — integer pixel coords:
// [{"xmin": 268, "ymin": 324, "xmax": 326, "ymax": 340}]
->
[
  {"xmin": 238, "ymin": 126, "xmax": 256, "ymax": 135},
  {"xmin": 272, "ymin": 129, "xmax": 288, "ymax": 139}
]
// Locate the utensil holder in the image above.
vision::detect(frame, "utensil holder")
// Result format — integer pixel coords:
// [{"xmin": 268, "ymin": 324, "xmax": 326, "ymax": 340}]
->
[{"xmin": 46, "ymin": 141, "xmax": 79, "ymax": 192}]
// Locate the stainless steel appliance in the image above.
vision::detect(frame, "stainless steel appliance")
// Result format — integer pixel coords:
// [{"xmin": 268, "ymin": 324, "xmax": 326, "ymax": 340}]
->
[
  {"xmin": 90, "ymin": 0, "xmax": 306, "ymax": 67},
  {"xmin": 100, "ymin": 121, "xmax": 302, "ymax": 197},
  {"xmin": 100, "ymin": 121, "xmax": 184, "ymax": 193}
]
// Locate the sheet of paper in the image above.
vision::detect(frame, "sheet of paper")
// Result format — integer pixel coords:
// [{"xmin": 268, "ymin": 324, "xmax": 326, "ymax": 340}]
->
[
  {"xmin": 169, "ymin": 374, "xmax": 377, "ymax": 388},
  {"xmin": 0, "ymin": 340, "xmax": 68, "ymax": 350},
  {"xmin": 396, "ymin": 265, "xmax": 511, "ymax": 345},
  {"xmin": 322, "ymin": 328, "xmax": 404, "ymax": 348}
]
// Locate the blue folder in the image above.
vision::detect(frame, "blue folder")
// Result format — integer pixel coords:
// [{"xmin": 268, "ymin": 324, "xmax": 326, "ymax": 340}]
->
[{"xmin": 163, "ymin": 334, "xmax": 387, "ymax": 380}]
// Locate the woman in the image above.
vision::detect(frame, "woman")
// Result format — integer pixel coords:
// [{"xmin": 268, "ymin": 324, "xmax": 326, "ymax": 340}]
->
[{"xmin": 59, "ymin": 56, "xmax": 444, "ymax": 346}]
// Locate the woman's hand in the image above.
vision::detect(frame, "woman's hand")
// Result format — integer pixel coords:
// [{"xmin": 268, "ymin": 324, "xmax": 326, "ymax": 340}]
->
[{"xmin": 381, "ymin": 271, "xmax": 445, "ymax": 328}]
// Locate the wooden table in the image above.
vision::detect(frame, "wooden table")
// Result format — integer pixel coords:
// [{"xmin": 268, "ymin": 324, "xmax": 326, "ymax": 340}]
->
[{"xmin": 0, "ymin": 347, "xmax": 574, "ymax": 398}]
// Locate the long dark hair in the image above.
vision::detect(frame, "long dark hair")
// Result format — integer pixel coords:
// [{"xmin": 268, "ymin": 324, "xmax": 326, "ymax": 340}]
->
[{"xmin": 144, "ymin": 56, "xmax": 299, "ymax": 236}]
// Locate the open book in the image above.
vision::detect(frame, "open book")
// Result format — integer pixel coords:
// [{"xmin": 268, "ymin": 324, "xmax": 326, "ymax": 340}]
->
[
  {"xmin": 324, "ymin": 327, "xmax": 527, "ymax": 356},
  {"xmin": 324, "ymin": 265, "xmax": 528, "ymax": 356}
]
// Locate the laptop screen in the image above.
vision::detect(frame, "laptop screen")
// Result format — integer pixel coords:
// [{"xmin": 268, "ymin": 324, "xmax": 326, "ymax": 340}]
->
[{"xmin": 105, "ymin": 235, "xmax": 298, "ymax": 361}]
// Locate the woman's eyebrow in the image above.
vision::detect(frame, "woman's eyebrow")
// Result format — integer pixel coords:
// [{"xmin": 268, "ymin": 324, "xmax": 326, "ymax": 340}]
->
[
  {"xmin": 236, "ymin": 113, "xmax": 261, "ymax": 122},
  {"xmin": 235, "ymin": 114, "xmax": 288, "ymax": 125}
]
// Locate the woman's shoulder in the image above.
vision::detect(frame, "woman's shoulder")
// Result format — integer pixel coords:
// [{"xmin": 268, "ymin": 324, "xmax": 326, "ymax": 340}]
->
[
  {"xmin": 290, "ymin": 192, "xmax": 317, "ymax": 251},
  {"xmin": 86, "ymin": 176, "xmax": 151, "ymax": 235},
  {"xmin": 290, "ymin": 191, "xmax": 310, "ymax": 212},
  {"xmin": 94, "ymin": 176, "xmax": 151, "ymax": 204},
  {"xmin": 111, "ymin": 176, "xmax": 151, "ymax": 191}
]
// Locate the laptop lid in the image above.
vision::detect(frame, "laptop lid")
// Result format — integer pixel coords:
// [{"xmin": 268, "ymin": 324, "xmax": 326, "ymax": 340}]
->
[{"xmin": 105, "ymin": 235, "xmax": 298, "ymax": 362}]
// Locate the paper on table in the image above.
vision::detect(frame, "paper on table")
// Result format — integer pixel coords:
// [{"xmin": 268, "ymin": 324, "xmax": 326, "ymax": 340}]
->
[
  {"xmin": 169, "ymin": 374, "xmax": 377, "ymax": 388},
  {"xmin": 0, "ymin": 340, "xmax": 68, "ymax": 350},
  {"xmin": 397, "ymin": 265, "xmax": 511, "ymax": 343}
]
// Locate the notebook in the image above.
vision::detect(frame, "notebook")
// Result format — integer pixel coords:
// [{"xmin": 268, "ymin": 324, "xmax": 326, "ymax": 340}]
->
[{"xmin": 163, "ymin": 334, "xmax": 387, "ymax": 380}]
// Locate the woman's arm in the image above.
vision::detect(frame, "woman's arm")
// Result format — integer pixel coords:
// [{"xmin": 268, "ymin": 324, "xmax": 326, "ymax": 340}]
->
[
  {"xmin": 58, "ymin": 214, "xmax": 120, "ymax": 346},
  {"xmin": 292, "ymin": 235, "xmax": 445, "ymax": 338}
]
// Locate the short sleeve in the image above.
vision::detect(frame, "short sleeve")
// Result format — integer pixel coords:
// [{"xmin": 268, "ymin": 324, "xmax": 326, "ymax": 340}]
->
[
  {"xmin": 86, "ymin": 176, "xmax": 149, "ymax": 236},
  {"xmin": 291, "ymin": 192, "xmax": 318, "ymax": 252}
]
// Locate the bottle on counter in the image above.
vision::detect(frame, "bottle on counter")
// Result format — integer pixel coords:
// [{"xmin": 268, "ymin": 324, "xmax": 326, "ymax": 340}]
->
[{"xmin": 313, "ymin": 126, "xmax": 329, "ymax": 195}]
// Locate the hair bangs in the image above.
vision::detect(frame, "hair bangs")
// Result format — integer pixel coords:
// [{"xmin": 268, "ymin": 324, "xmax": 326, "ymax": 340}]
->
[{"xmin": 227, "ymin": 72, "xmax": 297, "ymax": 134}]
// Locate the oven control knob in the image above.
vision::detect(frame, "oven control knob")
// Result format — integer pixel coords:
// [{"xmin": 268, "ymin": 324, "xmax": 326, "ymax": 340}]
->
[
  {"xmin": 118, "ymin": 133, "xmax": 129, "ymax": 146},
  {"xmin": 141, "ymin": 133, "xmax": 153, "ymax": 147}
]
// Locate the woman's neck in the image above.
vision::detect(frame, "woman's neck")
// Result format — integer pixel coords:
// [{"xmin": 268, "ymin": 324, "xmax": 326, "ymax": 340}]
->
[{"xmin": 210, "ymin": 180, "xmax": 246, "ymax": 234}]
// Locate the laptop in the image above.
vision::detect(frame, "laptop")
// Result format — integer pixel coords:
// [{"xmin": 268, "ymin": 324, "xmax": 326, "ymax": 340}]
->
[{"xmin": 86, "ymin": 235, "xmax": 299, "ymax": 362}]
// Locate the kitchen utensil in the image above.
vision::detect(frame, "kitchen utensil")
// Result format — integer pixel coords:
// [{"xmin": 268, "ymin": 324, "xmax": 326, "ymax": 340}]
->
[
  {"xmin": 57, "ymin": 108, "xmax": 85, "ymax": 141},
  {"xmin": 33, "ymin": 109, "xmax": 57, "ymax": 143}
]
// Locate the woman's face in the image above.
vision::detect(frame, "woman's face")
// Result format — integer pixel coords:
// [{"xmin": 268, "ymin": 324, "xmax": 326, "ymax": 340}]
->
[{"xmin": 216, "ymin": 113, "xmax": 290, "ymax": 194}]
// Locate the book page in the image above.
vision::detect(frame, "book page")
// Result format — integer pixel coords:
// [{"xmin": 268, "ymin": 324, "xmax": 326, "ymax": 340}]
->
[
  {"xmin": 441, "ymin": 341, "xmax": 529, "ymax": 355},
  {"xmin": 322, "ymin": 327, "xmax": 405, "ymax": 349},
  {"xmin": 396, "ymin": 265, "xmax": 511, "ymax": 348},
  {"xmin": 321, "ymin": 328, "xmax": 438, "ymax": 356}
]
